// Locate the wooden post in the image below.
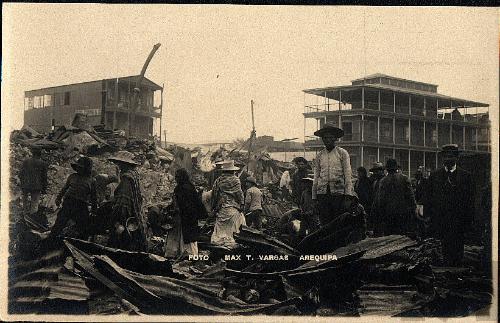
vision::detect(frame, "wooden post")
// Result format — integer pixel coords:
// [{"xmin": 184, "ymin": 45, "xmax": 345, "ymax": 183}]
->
[
  {"xmin": 361, "ymin": 146, "xmax": 364, "ymax": 168},
  {"xmin": 160, "ymin": 83, "xmax": 164, "ymax": 145},
  {"xmin": 101, "ymin": 79, "xmax": 106, "ymax": 125},
  {"xmin": 362, "ymin": 87, "xmax": 365, "ymax": 110},
  {"xmin": 339, "ymin": 90, "xmax": 342, "ymax": 129},
  {"xmin": 115, "ymin": 78, "xmax": 119, "ymax": 132},
  {"xmin": 377, "ymin": 116, "xmax": 380, "ymax": 143},
  {"xmin": 378, "ymin": 90, "xmax": 381, "ymax": 111},
  {"xmin": 392, "ymin": 117, "xmax": 395, "ymax": 144}
]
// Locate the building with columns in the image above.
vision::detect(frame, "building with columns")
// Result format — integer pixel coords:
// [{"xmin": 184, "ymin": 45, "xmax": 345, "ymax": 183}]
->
[{"xmin": 303, "ymin": 74, "xmax": 490, "ymax": 176}]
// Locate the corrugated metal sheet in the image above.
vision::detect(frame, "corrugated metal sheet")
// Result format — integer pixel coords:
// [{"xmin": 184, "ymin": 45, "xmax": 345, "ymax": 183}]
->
[
  {"xmin": 262, "ymin": 204, "xmax": 283, "ymax": 218},
  {"xmin": 358, "ymin": 284, "xmax": 419, "ymax": 316},
  {"xmin": 9, "ymin": 248, "xmax": 90, "ymax": 312}
]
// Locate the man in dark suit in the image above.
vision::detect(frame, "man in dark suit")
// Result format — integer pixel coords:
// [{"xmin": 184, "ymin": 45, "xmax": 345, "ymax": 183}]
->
[{"xmin": 425, "ymin": 144, "xmax": 474, "ymax": 266}]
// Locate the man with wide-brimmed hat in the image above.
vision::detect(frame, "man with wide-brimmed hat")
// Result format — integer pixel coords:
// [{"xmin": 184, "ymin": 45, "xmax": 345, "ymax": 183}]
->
[
  {"xmin": 210, "ymin": 160, "xmax": 246, "ymax": 246},
  {"xmin": 106, "ymin": 151, "xmax": 147, "ymax": 251},
  {"xmin": 19, "ymin": 147, "xmax": 48, "ymax": 216},
  {"xmin": 371, "ymin": 158, "xmax": 416, "ymax": 237},
  {"xmin": 46, "ymin": 156, "xmax": 97, "ymax": 246},
  {"xmin": 425, "ymin": 144, "xmax": 474, "ymax": 266},
  {"xmin": 243, "ymin": 176, "xmax": 264, "ymax": 229},
  {"xmin": 312, "ymin": 122, "xmax": 354, "ymax": 226}
]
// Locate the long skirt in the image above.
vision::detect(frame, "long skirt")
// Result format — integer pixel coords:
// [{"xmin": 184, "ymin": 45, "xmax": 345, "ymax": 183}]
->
[
  {"xmin": 211, "ymin": 207, "xmax": 246, "ymax": 247},
  {"xmin": 165, "ymin": 217, "xmax": 199, "ymax": 258}
]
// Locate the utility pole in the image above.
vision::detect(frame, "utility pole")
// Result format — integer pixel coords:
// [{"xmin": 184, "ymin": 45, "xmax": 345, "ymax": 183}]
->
[
  {"xmin": 164, "ymin": 130, "xmax": 167, "ymax": 148},
  {"xmin": 159, "ymin": 83, "xmax": 164, "ymax": 146},
  {"xmin": 247, "ymin": 100, "xmax": 256, "ymax": 172}
]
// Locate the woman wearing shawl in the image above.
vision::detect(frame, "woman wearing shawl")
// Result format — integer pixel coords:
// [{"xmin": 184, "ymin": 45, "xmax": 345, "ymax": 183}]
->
[
  {"xmin": 210, "ymin": 160, "xmax": 246, "ymax": 246},
  {"xmin": 107, "ymin": 151, "xmax": 148, "ymax": 251},
  {"xmin": 170, "ymin": 168, "xmax": 207, "ymax": 256}
]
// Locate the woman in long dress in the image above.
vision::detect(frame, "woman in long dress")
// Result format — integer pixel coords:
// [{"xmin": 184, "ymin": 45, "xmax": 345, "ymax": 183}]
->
[{"xmin": 210, "ymin": 160, "xmax": 246, "ymax": 247}]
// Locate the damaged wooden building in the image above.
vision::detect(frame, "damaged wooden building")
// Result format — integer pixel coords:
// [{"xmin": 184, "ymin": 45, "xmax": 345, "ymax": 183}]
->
[
  {"xmin": 303, "ymin": 74, "xmax": 491, "ymax": 176},
  {"xmin": 23, "ymin": 76, "xmax": 163, "ymax": 138}
]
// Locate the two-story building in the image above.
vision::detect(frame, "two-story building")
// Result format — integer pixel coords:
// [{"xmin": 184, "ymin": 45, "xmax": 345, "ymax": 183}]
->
[
  {"xmin": 24, "ymin": 75, "xmax": 163, "ymax": 138},
  {"xmin": 303, "ymin": 74, "xmax": 490, "ymax": 176}
]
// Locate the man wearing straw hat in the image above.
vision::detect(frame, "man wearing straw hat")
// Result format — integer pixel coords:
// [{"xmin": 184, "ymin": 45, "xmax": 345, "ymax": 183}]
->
[
  {"xmin": 107, "ymin": 151, "xmax": 147, "ymax": 252},
  {"xmin": 210, "ymin": 160, "xmax": 246, "ymax": 246},
  {"xmin": 425, "ymin": 144, "xmax": 474, "ymax": 266},
  {"xmin": 312, "ymin": 122, "xmax": 354, "ymax": 226}
]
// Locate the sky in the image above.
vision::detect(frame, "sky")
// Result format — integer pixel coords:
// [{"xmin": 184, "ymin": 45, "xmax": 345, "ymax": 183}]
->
[{"xmin": 2, "ymin": 5, "xmax": 499, "ymax": 144}]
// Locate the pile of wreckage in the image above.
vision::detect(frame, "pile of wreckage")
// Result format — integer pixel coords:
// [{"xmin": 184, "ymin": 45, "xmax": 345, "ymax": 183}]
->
[{"xmin": 7, "ymin": 124, "xmax": 493, "ymax": 317}]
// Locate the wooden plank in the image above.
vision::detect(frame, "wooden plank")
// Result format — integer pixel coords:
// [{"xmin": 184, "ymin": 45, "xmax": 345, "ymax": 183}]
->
[{"xmin": 63, "ymin": 240, "xmax": 151, "ymax": 312}]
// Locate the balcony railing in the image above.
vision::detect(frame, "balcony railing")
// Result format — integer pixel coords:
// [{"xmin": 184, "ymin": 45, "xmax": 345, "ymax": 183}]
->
[{"xmin": 305, "ymin": 104, "xmax": 489, "ymax": 126}]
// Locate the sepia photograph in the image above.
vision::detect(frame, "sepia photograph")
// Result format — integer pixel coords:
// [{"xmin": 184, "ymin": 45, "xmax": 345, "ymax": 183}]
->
[{"xmin": 1, "ymin": 4, "xmax": 498, "ymax": 321}]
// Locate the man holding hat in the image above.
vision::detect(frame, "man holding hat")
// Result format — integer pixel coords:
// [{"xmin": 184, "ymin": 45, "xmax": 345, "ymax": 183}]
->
[
  {"xmin": 371, "ymin": 158, "xmax": 416, "ymax": 236},
  {"xmin": 425, "ymin": 144, "xmax": 474, "ymax": 266},
  {"xmin": 244, "ymin": 176, "xmax": 264, "ymax": 229},
  {"xmin": 312, "ymin": 122, "xmax": 354, "ymax": 226}
]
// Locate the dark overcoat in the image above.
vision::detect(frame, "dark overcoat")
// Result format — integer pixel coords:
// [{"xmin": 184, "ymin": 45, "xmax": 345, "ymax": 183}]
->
[{"xmin": 424, "ymin": 167, "xmax": 474, "ymax": 237}]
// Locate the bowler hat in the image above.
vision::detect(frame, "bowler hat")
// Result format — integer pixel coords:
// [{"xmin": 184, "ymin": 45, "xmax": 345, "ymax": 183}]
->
[
  {"xmin": 71, "ymin": 156, "xmax": 93, "ymax": 173},
  {"xmin": 313, "ymin": 122, "xmax": 344, "ymax": 138},
  {"xmin": 385, "ymin": 158, "xmax": 398, "ymax": 171},
  {"xmin": 439, "ymin": 144, "xmax": 460, "ymax": 156},
  {"xmin": 108, "ymin": 151, "xmax": 140, "ymax": 166},
  {"xmin": 245, "ymin": 176, "xmax": 257, "ymax": 185},
  {"xmin": 369, "ymin": 161, "xmax": 384, "ymax": 172},
  {"xmin": 220, "ymin": 160, "xmax": 240, "ymax": 171}
]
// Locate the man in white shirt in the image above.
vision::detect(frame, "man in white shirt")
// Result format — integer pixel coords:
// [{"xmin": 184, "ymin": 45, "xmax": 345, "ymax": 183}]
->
[{"xmin": 312, "ymin": 122, "xmax": 354, "ymax": 226}]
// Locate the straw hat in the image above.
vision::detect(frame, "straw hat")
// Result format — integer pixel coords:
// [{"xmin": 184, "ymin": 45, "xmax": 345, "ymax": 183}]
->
[
  {"xmin": 108, "ymin": 151, "xmax": 140, "ymax": 166},
  {"xmin": 220, "ymin": 160, "xmax": 240, "ymax": 171}
]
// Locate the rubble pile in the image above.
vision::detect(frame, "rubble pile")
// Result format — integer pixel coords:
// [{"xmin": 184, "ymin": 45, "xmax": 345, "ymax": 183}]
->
[{"xmin": 7, "ymin": 126, "xmax": 493, "ymax": 317}]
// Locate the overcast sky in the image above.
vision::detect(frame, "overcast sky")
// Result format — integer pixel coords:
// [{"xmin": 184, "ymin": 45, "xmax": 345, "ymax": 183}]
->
[{"xmin": 2, "ymin": 5, "xmax": 499, "ymax": 144}]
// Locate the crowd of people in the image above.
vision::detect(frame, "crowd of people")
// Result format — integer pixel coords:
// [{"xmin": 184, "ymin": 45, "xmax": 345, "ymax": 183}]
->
[{"xmin": 18, "ymin": 120, "xmax": 482, "ymax": 267}]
